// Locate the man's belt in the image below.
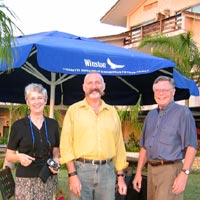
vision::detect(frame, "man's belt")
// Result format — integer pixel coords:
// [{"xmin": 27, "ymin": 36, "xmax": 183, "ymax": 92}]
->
[
  {"xmin": 76, "ymin": 158, "xmax": 112, "ymax": 165},
  {"xmin": 148, "ymin": 160, "xmax": 176, "ymax": 167}
]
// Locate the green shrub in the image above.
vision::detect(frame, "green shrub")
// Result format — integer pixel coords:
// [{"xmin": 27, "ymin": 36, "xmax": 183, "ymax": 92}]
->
[
  {"xmin": 125, "ymin": 133, "xmax": 140, "ymax": 152},
  {"xmin": 0, "ymin": 136, "xmax": 7, "ymax": 144}
]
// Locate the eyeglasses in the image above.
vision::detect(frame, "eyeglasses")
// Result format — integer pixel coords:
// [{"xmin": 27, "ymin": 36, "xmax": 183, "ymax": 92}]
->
[{"xmin": 154, "ymin": 88, "xmax": 174, "ymax": 93}]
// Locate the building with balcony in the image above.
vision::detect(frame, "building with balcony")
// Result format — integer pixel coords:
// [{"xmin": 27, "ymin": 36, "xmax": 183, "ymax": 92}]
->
[{"xmin": 99, "ymin": 0, "xmax": 200, "ymax": 49}]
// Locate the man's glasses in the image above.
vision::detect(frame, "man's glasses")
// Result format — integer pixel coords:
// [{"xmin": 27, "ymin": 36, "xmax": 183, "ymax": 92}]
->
[{"xmin": 154, "ymin": 88, "xmax": 174, "ymax": 93}]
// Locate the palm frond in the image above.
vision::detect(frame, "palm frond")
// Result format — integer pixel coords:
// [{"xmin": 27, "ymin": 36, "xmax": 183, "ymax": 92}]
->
[
  {"xmin": 0, "ymin": 3, "xmax": 23, "ymax": 70},
  {"xmin": 138, "ymin": 32, "xmax": 200, "ymax": 80}
]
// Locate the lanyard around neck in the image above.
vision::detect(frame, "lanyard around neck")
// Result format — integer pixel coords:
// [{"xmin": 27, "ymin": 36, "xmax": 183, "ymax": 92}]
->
[{"xmin": 29, "ymin": 116, "xmax": 51, "ymax": 146}]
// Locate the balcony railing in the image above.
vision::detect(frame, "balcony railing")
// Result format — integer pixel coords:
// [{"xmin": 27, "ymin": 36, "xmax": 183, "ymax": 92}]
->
[{"xmin": 124, "ymin": 13, "xmax": 182, "ymax": 46}]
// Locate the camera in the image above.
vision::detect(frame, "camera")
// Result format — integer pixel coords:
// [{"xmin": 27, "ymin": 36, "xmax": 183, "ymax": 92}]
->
[{"xmin": 47, "ymin": 158, "xmax": 60, "ymax": 171}]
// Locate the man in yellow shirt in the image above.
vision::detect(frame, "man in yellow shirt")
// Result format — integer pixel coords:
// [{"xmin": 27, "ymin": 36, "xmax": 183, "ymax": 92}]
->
[{"xmin": 60, "ymin": 71, "xmax": 128, "ymax": 200}]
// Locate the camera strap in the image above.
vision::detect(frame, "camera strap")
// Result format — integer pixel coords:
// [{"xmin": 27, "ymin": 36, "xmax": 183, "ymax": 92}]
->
[{"xmin": 29, "ymin": 116, "xmax": 51, "ymax": 156}]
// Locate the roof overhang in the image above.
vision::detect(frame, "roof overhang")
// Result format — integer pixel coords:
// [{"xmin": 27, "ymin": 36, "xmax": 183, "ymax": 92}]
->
[
  {"xmin": 100, "ymin": 0, "xmax": 141, "ymax": 27},
  {"xmin": 182, "ymin": 10, "xmax": 200, "ymax": 20}
]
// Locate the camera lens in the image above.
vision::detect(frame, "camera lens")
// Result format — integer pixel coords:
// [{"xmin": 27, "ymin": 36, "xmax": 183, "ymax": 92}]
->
[{"xmin": 50, "ymin": 161, "xmax": 54, "ymax": 166}]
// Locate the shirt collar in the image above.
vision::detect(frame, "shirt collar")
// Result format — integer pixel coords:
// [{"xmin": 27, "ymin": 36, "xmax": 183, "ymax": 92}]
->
[
  {"xmin": 79, "ymin": 98, "xmax": 109, "ymax": 111},
  {"xmin": 157, "ymin": 101, "xmax": 175, "ymax": 112}
]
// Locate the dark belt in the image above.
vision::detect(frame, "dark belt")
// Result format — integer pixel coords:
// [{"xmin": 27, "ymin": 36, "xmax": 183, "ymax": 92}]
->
[
  {"xmin": 76, "ymin": 158, "xmax": 112, "ymax": 165},
  {"xmin": 148, "ymin": 160, "xmax": 176, "ymax": 167}
]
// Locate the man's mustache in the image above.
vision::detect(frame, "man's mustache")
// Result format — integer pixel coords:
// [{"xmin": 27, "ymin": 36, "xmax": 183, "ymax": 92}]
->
[{"xmin": 88, "ymin": 89, "xmax": 105, "ymax": 96}]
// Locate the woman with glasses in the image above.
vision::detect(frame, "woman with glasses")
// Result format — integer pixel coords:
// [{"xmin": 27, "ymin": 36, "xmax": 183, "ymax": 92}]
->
[{"xmin": 6, "ymin": 83, "xmax": 60, "ymax": 200}]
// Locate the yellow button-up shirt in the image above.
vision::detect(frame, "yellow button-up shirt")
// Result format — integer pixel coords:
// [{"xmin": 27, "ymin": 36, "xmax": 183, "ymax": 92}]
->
[{"xmin": 60, "ymin": 99, "xmax": 128, "ymax": 171}]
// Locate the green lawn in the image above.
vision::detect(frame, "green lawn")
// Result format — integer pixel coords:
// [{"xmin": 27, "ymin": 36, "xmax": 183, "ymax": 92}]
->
[
  {"xmin": 57, "ymin": 169, "xmax": 200, "ymax": 200},
  {"xmin": 184, "ymin": 172, "xmax": 200, "ymax": 200},
  {"xmin": 57, "ymin": 169, "xmax": 69, "ymax": 198}
]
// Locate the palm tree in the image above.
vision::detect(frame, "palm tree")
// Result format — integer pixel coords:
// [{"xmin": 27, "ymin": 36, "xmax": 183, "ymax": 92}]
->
[
  {"xmin": 0, "ymin": 3, "xmax": 22, "ymax": 69},
  {"xmin": 0, "ymin": 3, "xmax": 24, "ymax": 169},
  {"xmin": 138, "ymin": 31, "xmax": 200, "ymax": 84}
]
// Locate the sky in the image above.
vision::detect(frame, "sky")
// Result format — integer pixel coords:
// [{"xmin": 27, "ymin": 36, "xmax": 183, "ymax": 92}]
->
[{"xmin": 3, "ymin": 0, "xmax": 126, "ymax": 37}]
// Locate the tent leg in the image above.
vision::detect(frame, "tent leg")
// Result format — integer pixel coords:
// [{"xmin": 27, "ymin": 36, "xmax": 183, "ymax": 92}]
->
[{"xmin": 49, "ymin": 73, "xmax": 56, "ymax": 118}]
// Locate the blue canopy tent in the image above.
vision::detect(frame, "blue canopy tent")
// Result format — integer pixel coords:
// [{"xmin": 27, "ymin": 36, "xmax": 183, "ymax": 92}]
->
[{"xmin": 0, "ymin": 31, "xmax": 199, "ymax": 117}]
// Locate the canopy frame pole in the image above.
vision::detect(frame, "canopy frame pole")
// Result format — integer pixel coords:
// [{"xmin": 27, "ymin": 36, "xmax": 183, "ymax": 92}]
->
[{"xmin": 49, "ymin": 72, "xmax": 56, "ymax": 118}]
